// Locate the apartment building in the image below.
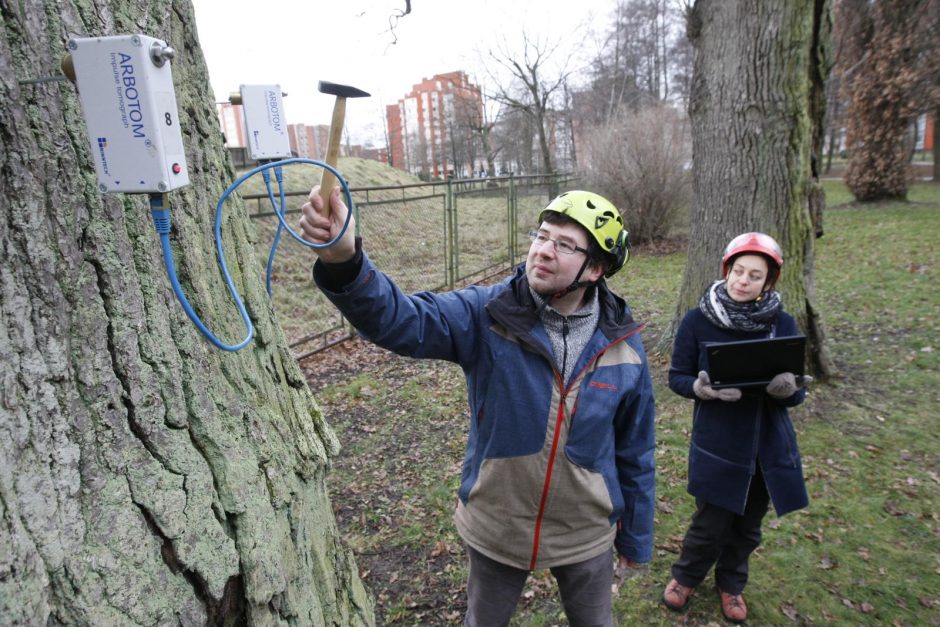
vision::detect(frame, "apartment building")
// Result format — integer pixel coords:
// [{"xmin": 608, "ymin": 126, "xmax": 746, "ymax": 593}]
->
[
  {"xmin": 386, "ymin": 71, "xmax": 485, "ymax": 179},
  {"xmin": 286, "ymin": 124, "xmax": 330, "ymax": 160}
]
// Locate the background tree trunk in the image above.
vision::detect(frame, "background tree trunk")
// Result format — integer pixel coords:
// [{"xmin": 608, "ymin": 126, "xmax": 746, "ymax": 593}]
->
[
  {"xmin": 0, "ymin": 1, "xmax": 373, "ymax": 624},
  {"xmin": 668, "ymin": 0, "xmax": 834, "ymax": 379}
]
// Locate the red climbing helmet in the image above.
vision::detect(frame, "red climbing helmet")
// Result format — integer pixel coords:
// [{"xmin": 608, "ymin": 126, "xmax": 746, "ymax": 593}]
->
[{"xmin": 721, "ymin": 232, "xmax": 784, "ymax": 286}]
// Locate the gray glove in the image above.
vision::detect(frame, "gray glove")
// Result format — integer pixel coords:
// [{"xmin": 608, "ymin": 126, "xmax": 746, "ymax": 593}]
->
[
  {"xmin": 765, "ymin": 372, "xmax": 812, "ymax": 398},
  {"xmin": 693, "ymin": 371, "xmax": 742, "ymax": 402}
]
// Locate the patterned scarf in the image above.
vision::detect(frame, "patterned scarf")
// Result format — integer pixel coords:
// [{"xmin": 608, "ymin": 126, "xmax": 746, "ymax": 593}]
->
[{"xmin": 698, "ymin": 280, "xmax": 782, "ymax": 332}]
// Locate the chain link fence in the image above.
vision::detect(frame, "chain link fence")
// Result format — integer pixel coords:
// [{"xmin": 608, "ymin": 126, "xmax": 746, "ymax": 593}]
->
[{"xmin": 245, "ymin": 172, "xmax": 578, "ymax": 358}]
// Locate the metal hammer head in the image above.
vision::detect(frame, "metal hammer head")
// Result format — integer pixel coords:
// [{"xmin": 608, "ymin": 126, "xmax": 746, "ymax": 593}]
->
[{"xmin": 318, "ymin": 80, "xmax": 370, "ymax": 98}]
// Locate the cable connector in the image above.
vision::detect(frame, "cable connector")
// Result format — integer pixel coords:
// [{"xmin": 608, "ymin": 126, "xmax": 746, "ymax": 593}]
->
[{"xmin": 150, "ymin": 193, "xmax": 171, "ymax": 235}]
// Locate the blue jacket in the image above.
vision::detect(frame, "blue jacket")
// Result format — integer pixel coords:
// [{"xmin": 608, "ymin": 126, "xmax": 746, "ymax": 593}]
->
[
  {"xmin": 315, "ymin": 253, "xmax": 656, "ymax": 569},
  {"xmin": 668, "ymin": 308, "xmax": 809, "ymax": 516}
]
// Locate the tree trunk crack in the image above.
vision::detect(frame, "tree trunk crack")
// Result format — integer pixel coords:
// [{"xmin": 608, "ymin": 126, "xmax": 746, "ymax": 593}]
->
[{"xmin": 135, "ymin": 502, "xmax": 247, "ymax": 626}]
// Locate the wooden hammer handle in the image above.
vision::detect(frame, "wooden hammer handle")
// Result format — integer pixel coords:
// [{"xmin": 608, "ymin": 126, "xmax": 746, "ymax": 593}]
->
[{"xmin": 318, "ymin": 97, "xmax": 347, "ymax": 216}]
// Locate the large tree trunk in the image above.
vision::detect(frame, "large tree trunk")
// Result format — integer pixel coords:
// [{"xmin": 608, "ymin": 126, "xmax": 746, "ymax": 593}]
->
[
  {"xmin": 668, "ymin": 0, "xmax": 834, "ymax": 379},
  {"xmin": 0, "ymin": 1, "xmax": 373, "ymax": 624}
]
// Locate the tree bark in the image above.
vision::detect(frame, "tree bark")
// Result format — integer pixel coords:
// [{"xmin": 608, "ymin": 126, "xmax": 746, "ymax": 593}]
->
[
  {"xmin": 667, "ymin": 0, "xmax": 834, "ymax": 379},
  {"xmin": 0, "ymin": 1, "xmax": 373, "ymax": 624}
]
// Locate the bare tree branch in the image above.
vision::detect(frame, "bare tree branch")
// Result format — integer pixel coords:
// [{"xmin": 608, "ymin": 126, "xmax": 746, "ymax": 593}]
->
[{"xmin": 383, "ymin": 0, "xmax": 413, "ymax": 49}]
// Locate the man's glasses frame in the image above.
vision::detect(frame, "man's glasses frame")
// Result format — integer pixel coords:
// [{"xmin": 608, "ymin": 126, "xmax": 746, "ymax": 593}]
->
[{"xmin": 528, "ymin": 230, "xmax": 588, "ymax": 256}]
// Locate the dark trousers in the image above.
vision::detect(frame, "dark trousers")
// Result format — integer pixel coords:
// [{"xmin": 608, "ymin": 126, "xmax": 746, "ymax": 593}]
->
[
  {"xmin": 671, "ymin": 466, "xmax": 770, "ymax": 595},
  {"xmin": 464, "ymin": 544, "xmax": 614, "ymax": 627}
]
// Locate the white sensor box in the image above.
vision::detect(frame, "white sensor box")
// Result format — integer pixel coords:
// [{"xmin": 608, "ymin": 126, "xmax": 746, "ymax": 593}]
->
[
  {"xmin": 68, "ymin": 34, "xmax": 190, "ymax": 193},
  {"xmin": 239, "ymin": 85, "xmax": 292, "ymax": 160}
]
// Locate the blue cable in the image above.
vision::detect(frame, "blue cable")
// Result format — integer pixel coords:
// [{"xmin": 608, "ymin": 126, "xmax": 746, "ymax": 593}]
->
[
  {"xmin": 227, "ymin": 158, "xmax": 353, "ymax": 297},
  {"xmin": 262, "ymin": 166, "xmax": 283, "ymax": 296},
  {"xmin": 219, "ymin": 158, "xmax": 354, "ymax": 251},
  {"xmin": 150, "ymin": 158, "xmax": 353, "ymax": 351},
  {"xmin": 150, "ymin": 194, "xmax": 253, "ymax": 351}
]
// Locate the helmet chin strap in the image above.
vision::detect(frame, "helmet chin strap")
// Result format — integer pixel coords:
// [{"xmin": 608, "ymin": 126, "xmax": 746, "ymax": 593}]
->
[
  {"xmin": 536, "ymin": 257, "xmax": 595, "ymax": 314},
  {"xmin": 545, "ymin": 258, "xmax": 597, "ymax": 304}
]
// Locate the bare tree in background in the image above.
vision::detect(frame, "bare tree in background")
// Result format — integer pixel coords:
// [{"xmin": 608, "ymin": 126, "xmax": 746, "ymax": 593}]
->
[
  {"xmin": 473, "ymin": 94, "xmax": 504, "ymax": 178},
  {"xmin": 490, "ymin": 108, "xmax": 536, "ymax": 175},
  {"xmin": 823, "ymin": 73, "xmax": 846, "ymax": 175},
  {"xmin": 822, "ymin": 0, "xmax": 867, "ymax": 175},
  {"xmin": 669, "ymin": 2, "xmax": 696, "ymax": 110},
  {"xmin": 562, "ymin": 82, "xmax": 579, "ymax": 171},
  {"xmin": 581, "ymin": 0, "xmax": 691, "ymax": 125},
  {"xmin": 487, "ymin": 33, "xmax": 575, "ymax": 175}
]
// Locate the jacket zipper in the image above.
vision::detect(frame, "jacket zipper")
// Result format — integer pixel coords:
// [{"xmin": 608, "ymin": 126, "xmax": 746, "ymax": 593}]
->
[
  {"xmin": 529, "ymin": 370, "xmax": 566, "ymax": 570},
  {"xmin": 527, "ymin": 324, "xmax": 645, "ymax": 569},
  {"xmin": 561, "ymin": 317, "xmax": 570, "ymax": 384}
]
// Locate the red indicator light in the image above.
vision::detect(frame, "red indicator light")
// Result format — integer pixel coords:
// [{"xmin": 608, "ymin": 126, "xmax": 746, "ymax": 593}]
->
[{"xmin": 172, "ymin": 163, "xmax": 182, "ymax": 174}]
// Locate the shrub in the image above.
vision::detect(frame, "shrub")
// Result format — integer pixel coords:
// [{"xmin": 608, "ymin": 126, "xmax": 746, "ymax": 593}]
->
[{"xmin": 581, "ymin": 104, "xmax": 692, "ymax": 243}]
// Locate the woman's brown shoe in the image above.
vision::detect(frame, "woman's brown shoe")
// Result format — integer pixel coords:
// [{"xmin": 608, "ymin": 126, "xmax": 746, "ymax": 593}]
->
[
  {"xmin": 662, "ymin": 579, "xmax": 694, "ymax": 611},
  {"xmin": 719, "ymin": 590, "xmax": 747, "ymax": 623}
]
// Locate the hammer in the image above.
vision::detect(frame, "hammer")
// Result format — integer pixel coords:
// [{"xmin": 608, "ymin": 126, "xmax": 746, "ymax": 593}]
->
[{"xmin": 317, "ymin": 80, "xmax": 370, "ymax": 215}]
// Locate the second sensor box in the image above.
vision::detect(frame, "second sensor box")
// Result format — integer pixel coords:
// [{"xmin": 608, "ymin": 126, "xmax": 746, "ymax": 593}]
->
[{"xmin": 240, "ymin": 85, "xmax": 291, "ymax": 160}]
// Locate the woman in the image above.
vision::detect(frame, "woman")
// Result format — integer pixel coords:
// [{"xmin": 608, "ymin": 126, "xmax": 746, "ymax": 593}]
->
[{"xmin": 662, "ymin": 232, "xmax": 810, "ymax": 623}]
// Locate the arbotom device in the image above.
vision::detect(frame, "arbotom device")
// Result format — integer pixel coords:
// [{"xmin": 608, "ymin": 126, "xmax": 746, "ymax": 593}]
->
[
  {"xmin": 67, "ymin": 34, "xmax": 189, "ymax": 193},
  {"xmin": 239, "ymin": 84, "xmax": 292, "ymax": 160}
]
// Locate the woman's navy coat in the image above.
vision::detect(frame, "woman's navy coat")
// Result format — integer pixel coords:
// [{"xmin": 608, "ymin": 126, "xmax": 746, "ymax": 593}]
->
[{"xmin": 669, "ymin": 308, "xmax": 809, "ymax": 516}]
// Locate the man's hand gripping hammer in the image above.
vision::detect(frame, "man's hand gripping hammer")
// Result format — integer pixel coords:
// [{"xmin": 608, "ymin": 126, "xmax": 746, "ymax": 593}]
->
[{"xmin": 317, "ymin": 80, "xmax": 370, "ymax": 216}]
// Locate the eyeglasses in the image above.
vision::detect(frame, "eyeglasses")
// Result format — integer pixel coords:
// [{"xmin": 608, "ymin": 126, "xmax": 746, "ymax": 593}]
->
[{"xmin": 528, "ymin": 230, "xmax": 588, "ymax": 256}]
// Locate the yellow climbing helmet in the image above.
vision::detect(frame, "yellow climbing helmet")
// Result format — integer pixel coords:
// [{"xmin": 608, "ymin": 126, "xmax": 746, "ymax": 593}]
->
[{"xmin": 539, "ymin": 190, "xmax": 630, "ymax": 277}]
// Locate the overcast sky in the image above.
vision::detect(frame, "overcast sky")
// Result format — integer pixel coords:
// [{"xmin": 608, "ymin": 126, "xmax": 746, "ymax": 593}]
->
[{"xmin": 192, "ymin": 0, "xmax": 618, "ymax": 145}]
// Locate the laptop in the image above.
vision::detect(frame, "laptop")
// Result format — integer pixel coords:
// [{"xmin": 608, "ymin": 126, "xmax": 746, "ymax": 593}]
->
[{"xmin": 705, "ymin": 335, "xmax": 806, "ymax": 389}]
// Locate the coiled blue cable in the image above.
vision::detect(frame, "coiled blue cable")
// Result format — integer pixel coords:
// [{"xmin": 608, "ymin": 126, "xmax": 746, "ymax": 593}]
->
[
  {"xmin": 150, "ymin": 194, "xmax": 253, "ymax": 351},
  {"xmin": 226, "ymin": 158, "xmax": 354, "ymax": 297},
  {"xmin": 150, "ymin": 157, "xmax": 354, "ymax": 351}
]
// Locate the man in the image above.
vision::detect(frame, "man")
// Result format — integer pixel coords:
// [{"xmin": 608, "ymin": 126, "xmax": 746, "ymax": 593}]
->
[{"xmin": 299, "ymin": 187, "xmax": 655, "ymax": 626}]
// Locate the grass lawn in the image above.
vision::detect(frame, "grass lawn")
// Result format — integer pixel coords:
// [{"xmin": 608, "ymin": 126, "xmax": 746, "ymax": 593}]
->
[{"xmin": 308, "ymin": 179, "xmax": 940, "ymax": 625}]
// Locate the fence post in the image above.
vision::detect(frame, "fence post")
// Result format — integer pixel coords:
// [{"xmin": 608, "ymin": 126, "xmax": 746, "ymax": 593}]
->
[
  {"xmin": 509, "ymin": 173, "xmax": 518, "ymax": 266},
  {"xmin": 349, "ymin": 197, "xmax": 363, "ymax": 337},
  {"xmin": 507, "ymin": 176, "xmax": 515, "ymax": 267},
  {"xmin": 446, "ymin": 177, "xmax": 456, "ymax": 289}
]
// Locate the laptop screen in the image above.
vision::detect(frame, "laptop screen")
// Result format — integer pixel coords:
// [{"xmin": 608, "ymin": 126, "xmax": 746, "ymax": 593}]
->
[{"xmin": 705, "ymin": 335, "xmax": 806, "ymax": 389}]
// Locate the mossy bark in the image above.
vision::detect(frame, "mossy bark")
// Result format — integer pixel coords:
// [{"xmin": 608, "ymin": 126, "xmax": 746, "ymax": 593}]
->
[
  {"xmin": 0, "ymin": 1, "xmax": 373, "ymax": 624},
  {"xmin": 666, "ymin": 0, "xmax": 834, "ymax": 380}
]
